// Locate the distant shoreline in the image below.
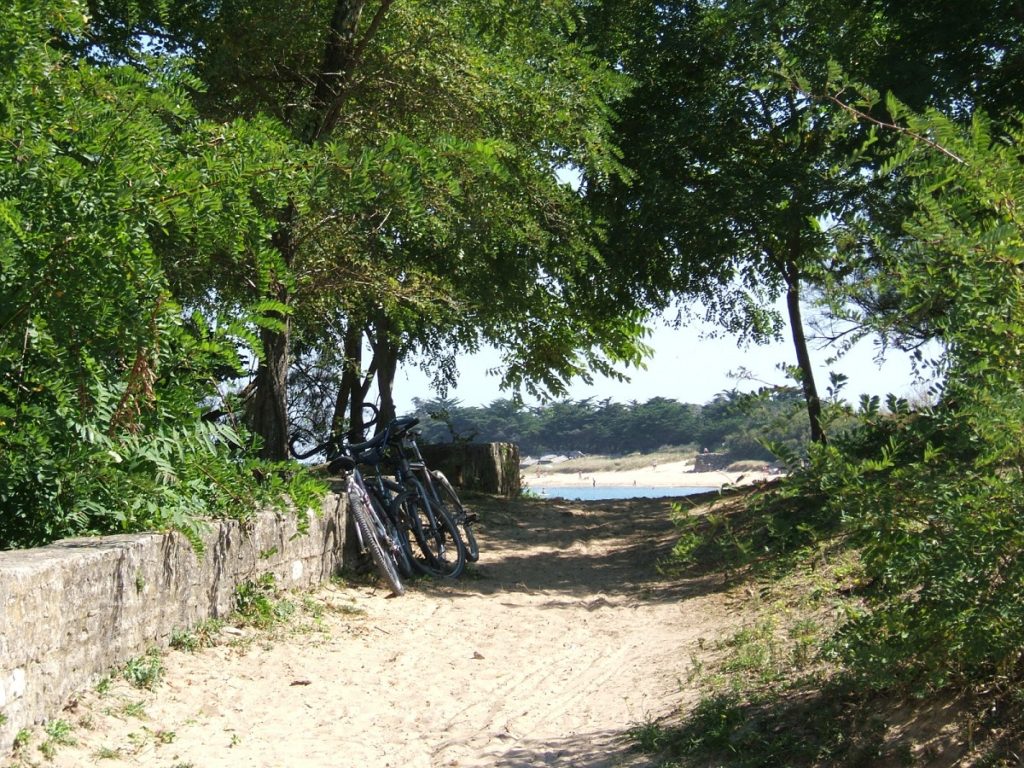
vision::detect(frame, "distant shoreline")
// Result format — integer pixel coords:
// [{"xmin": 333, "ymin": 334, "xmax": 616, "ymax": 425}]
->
[{"xmin": 521, "ymin": 459, "xmax": 774, "ymax": 490}]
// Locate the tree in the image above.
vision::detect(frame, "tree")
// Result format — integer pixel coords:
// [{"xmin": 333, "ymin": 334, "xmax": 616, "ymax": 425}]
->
[
  {"xmin": 843, "ymin": 0, "xmax": 1024, "ymax": 121},
  {"xmin": 406, "ymin": 395, "xmax": 801, "ymax": 458},
  {"xmin": 85, "ymin": 0, "xmax": 647, "ymax": 455},
  {"xmin": 792, "ymin": 2, "xmax": 1024, "ymax": 363},
  {"xmin": 769, "ymin": 105, "xmax": 1024, "ymax": 690},
  {"xmin": 0, "ymin": 1, "xmax": 319, "ymax": 547},
  {"xmin": 580, "ymin": 0, "xmax": 884, "ymax": 444}
]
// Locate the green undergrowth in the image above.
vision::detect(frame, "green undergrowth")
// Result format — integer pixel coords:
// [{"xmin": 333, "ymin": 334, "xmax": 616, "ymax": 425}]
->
[
  {"xmin": 639, "ymin": 482, "xmax": 1024, "ymax": 767},
  {"xmin": 168, "ymin": 617, "xmax": 225, "ymax": 653},
  {"xmin": 232, "ymin": 573, "xmax": 296, "ymax": 630}
]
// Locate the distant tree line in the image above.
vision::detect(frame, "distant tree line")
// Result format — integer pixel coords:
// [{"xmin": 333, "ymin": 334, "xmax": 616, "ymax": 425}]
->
[{"xmin": 407, "ymin": 388, "xmax": 829, "ymax": 459}]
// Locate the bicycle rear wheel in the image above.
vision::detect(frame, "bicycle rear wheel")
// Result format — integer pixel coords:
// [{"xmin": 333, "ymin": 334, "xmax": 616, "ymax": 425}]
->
[
  {"xmin": 349, "ymin": 484, "xmax": 404, "ymax": 596},
  {"xmin": 432, "ymin": 471, "xmax": 479, "ymax": 562}
]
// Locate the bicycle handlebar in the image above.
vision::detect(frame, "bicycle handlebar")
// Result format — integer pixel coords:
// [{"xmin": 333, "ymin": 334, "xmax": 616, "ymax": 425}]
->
[
  {"xmin": 385, "ymin": 416, "xmax": 420, "ymax": 442},
  {"xmin": 290, "ymin": 414, "xmax": 422, "ymax": 465},
  {"xmin": 289, "ymin": 428, "xmax": 338, "ymax": 460}
]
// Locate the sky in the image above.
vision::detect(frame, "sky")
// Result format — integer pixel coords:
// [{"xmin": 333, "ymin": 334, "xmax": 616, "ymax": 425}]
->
[{"xmin": 391, "ymin": 308, "xmax": 936, "ymax": 414}]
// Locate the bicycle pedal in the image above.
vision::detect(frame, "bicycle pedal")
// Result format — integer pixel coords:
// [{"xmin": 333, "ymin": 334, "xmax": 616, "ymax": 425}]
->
[{"xmin": 464, "ymin": 511, "xmax": 479, "ymax": 523}]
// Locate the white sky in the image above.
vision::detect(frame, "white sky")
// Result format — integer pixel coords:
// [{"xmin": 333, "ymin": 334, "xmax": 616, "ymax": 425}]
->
[{"xmin": 392, "ymin": 309, "xmax": 935, "ymax": 414}]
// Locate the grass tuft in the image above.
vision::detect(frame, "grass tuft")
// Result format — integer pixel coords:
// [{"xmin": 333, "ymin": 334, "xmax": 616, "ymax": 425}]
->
[
  {"xmin": 121, "ymin": 648, "xmax": 163, "ymax": 690},
  {"xmin": 170, "ymin": 618, "xmax": 225, "ymax": 652}
]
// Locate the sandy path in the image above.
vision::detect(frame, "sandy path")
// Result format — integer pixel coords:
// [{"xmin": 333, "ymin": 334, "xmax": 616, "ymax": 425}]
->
[{"xmin": 34, "ymin": 494, "xmax": 737, "ymax": 768}]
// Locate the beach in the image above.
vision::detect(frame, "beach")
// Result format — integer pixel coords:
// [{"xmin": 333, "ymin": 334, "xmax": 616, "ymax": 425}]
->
[{"xmin": 521, "ymin": 458, "xmax": 774, "ymax": 491}]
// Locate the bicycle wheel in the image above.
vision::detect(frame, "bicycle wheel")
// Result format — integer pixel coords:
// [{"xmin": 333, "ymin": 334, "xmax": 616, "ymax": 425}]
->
[
  {"xmin": 368, "ymin": 487, "xmax": 415, "ymax": 579},
  {"xmin": 348, "ymin": 484, "xmax": 404, "ymax": 596},
  {"xmin": 384, "ymin": 490, "xmax": 427, "ymax": 578},
  {"xmin": 432, "ymin": 471, "xmax": 479, "ymax": 562},
  {"xmin": 397, "ymin": 492, "xmax": 466, "ymax": 578}
]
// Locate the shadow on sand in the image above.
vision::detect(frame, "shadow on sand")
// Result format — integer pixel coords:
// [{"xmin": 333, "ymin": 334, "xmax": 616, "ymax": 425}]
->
[{"xmin": 410, "ymin": 491, "xmax": 737, "ymax": 606}]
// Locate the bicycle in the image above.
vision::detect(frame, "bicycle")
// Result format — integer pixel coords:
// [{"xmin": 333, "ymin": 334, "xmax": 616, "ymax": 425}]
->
[
  {"xmin": 344, "ymin": 431, "xmax": 459, "ymax": 579},
  {"xmin": 308, "ymin": 419, "xmax": 466, "ymax": 580},
  {"xmin": 358, "ymin": 421, "xmax": 467, "ymax": 579},
  {"xmin": 386, "ymin": 417, "xmax": 479, "ymax": 563},
  {"xmin": 291, "ymin": 433, "xmax": 406, "ymax": 596}
]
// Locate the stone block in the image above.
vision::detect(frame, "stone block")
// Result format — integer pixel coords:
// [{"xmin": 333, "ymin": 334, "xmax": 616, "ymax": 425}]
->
[{"xmin": 418, "ymin": 442, "xmax": 520, "ymax": 497}]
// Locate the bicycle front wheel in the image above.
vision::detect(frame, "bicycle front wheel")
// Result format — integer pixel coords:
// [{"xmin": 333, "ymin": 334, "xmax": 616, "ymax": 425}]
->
[{"xmin": 349, "ymin": 484, "xmax": 405, "ymax": 596}]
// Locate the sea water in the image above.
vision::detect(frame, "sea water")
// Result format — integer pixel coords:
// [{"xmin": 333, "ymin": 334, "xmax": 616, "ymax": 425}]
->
[{"xmin": 532, "ymin": 486, "xmax": 718, "ymax": 501}]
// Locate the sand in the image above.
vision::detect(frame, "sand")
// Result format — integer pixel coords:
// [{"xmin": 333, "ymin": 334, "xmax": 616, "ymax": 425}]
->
[
  {"xmin": 522, "ymin": 459, "xmax": 774, "ymax": 491},
  {"xmin": 25, "ymin": 492, "xmax": 746, "ymax": 768}
]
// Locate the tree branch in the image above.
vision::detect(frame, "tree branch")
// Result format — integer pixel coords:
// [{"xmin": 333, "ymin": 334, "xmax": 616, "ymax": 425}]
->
[
  {"xmin": 312, "ymin": 0, "xmax": 395, "ymax": 142},
  {"xmin": 824, "ymin": 91, "xmax": 967, "ymax": 165}
]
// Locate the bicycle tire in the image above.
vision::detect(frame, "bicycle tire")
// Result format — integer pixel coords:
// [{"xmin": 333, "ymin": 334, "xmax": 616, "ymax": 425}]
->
[
  {"xmin": 383, "ymin": 489, "xmax": 427, "ymax": 578},
  {"xmin": 368, "ymin": 486, "xmax": 415, "ymax": 579},
  {"xmin": 349, "ymin": 485, "xmax": 405, "ymax": 596},
  {"xmin": 398, "ymin": 491, "xmax": 466, "ymax": 578},
  {"xmin": 433, "ymin": 471, "xmax": 479, "ymax": 562}
]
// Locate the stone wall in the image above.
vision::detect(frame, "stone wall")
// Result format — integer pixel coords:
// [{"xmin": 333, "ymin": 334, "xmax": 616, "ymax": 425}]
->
[
  {"xmin": 418, "ymin": 442, "xmax": 520, "ymax": 497},
  {"xmin": 0, "ymin": 491, "xmax": 348, "ymax": 753}
]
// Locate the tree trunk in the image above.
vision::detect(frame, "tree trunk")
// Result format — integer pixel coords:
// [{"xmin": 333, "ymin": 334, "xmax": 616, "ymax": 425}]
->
[
  {"xmin": 247, "ymin": 206, "xmax": 297, "ymax": 461},
  {"xmin": 317, "ymin": 1, "xmax": 399, "ymax": 439},
  {"xmin": 311, "ymin": 0, "xmax": 394, "ymax": 141},
  {"xmin": 249, "ymin": 323, "xmax": 291, "ymax": 460},
  {"xmin": 369, "ymin": 311, "xmax": 399, "ymax": 431},
  {"xmin": 250, "ymin": 0, "xmax": 396, "ymax": 455},
  {"xmin": 349, "ymin": 355, "xmax": 376, "ymax": 441},
  {"xmin": 783, "ymin": 259, "xmax": 826, "ymax": 445},
  {"xmin": 331, "ymin": 322, "xmax": 364, "ymax": 438},
  {"xmin": 376, "ymin": 352, "xmax": 398, "ymax": 428}
]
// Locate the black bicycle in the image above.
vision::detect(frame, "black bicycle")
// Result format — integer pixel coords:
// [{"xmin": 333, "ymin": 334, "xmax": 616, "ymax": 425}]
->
[
  {"xmin": 358, "ymin": 420, "xmax": 467, "ymax": 579},
  {"xmin": 386, "ymin": 417, "xmax": 479, "ymax": 563},
  {"xmin": 291, "ymin": 433, "xmax": 406, "ymax": 596}
]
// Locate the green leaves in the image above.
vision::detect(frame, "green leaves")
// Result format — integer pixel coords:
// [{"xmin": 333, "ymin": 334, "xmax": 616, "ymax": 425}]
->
[
  {"xmin": 0, "ymin": 1, "xmax": 324, "ymax": 548},
  {"xmin": 763, "ymin": 106, "xmax": 1024, "ymax": 692}
]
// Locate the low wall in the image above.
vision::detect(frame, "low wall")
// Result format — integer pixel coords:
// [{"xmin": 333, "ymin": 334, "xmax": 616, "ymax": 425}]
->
[
  {"xmin": 693, "ymin": 451, "xmax": 730, "ymax": 472},
  {"xmin": 418, "ymin": 442, "xmax": 520, "ymax": 497},
  {"xmin": 0, "ymin": 491, "xmax": 348, "ymax": 753}
]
